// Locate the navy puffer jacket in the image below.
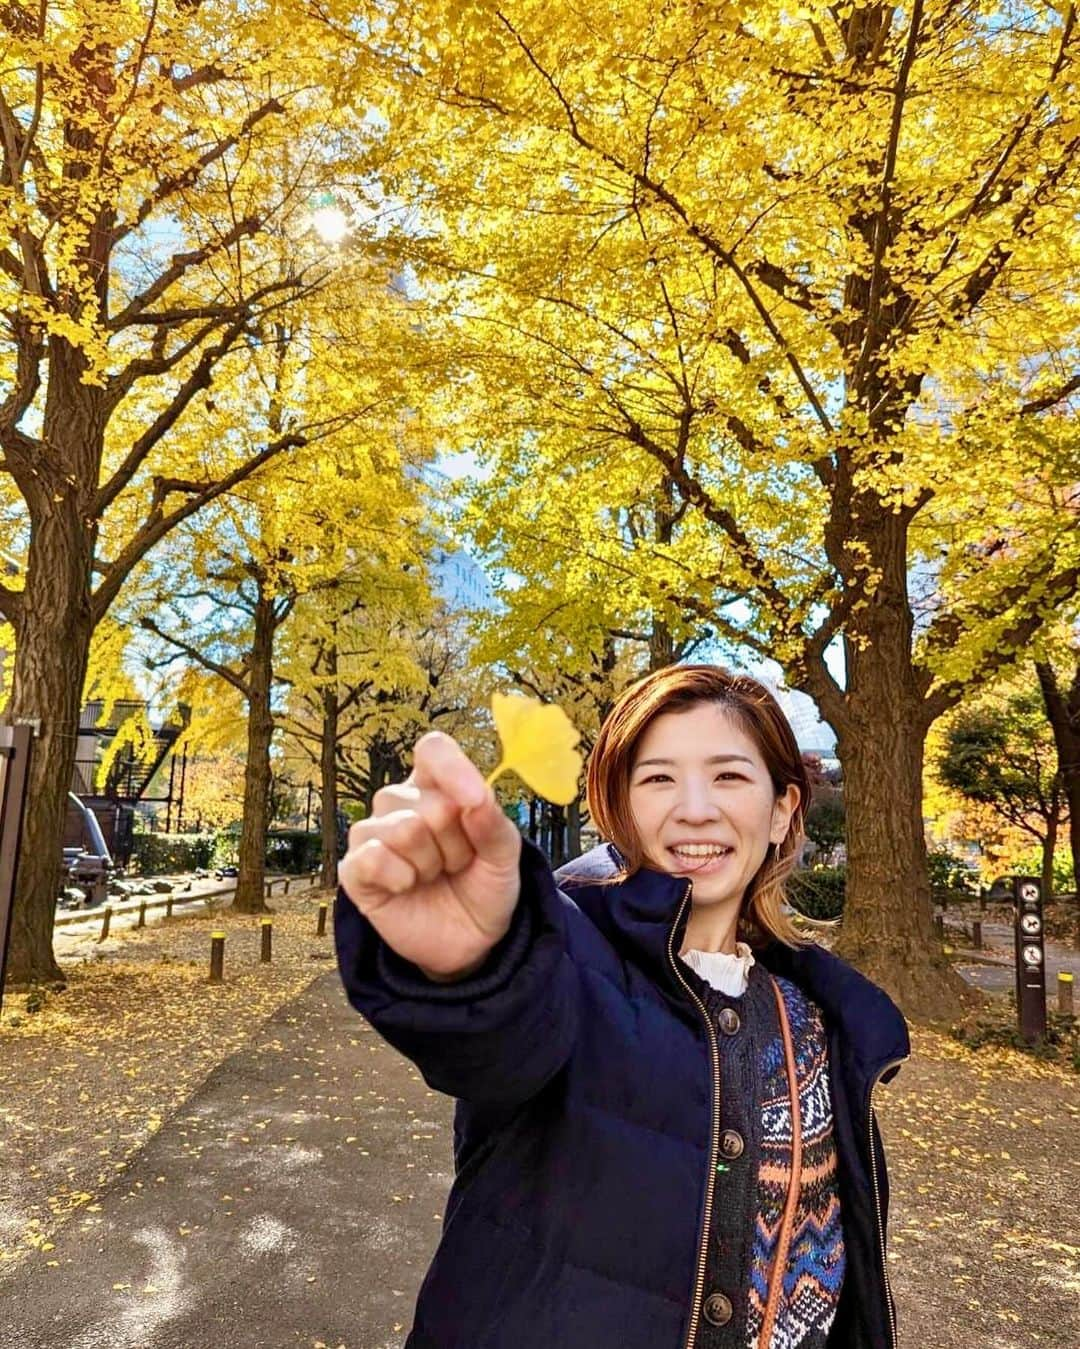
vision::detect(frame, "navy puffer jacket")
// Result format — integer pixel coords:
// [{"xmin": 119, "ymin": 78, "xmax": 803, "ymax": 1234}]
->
[{"xmin": 335, "ymin": 838, "xmax": 910, "ymax": 1349}]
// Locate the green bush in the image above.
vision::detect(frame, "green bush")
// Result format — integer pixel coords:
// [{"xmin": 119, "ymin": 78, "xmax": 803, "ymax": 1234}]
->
[
  {"xmin": 927, "ymin": 846, "xmax": 980, "ymax": 895},
  {"xmin": 786, "ymin": 866, "xmax": 846, "ymax": 921},
  {"xmin": 211, "ymin": 830, "xmax": 239, "ymax": 868},
  {"xmin": 265, "ymin": 829, "xmax": 322, "ymax": 874},
  {"xmin": 131, "ymin": 832, "xmax": 215, "ymax": 875}
]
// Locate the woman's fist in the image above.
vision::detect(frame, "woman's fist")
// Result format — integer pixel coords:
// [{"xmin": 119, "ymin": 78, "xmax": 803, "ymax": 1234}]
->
[{"xmin": 338, "ymin": 731, "xmax": 523, "ymax": 981}]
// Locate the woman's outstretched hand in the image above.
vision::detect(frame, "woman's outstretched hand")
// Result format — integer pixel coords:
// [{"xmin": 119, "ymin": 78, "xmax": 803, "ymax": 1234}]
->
[{"xmin": 338, "ymin": 731, "xmax": 524, "ymax": 982}]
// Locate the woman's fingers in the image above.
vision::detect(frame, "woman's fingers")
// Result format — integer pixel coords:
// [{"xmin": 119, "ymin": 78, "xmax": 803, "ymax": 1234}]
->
[
  {"xmin": 340, "ymin": 837, "xmax": 417, "ymax": 906},
  {"xmin": 369, "ymin": 783, "xmax": 475, "ymax": 877}
]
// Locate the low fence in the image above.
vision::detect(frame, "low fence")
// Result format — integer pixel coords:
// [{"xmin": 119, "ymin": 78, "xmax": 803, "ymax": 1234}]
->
[{"xmin": 55, "ymin": 870, "xmax": 323, "ymax": 935}]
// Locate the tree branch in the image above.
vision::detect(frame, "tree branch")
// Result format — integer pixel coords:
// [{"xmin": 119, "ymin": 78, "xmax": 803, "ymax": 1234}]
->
[
  {"xmin": 922, "ymin": 564, "xmax": 1080, "ymax": 724},
  {"xmin": 139, "ymin": 614, "xmax": 250, "ymax": 695},
  {"xmin": 91, "ymin": 428, "xmax": 312, "ymax": 622},
  {"xmin": 1021, "ymin": 372, "xmax": 1080, "ymax": 416},
  {"xmin": 111, "ymin": 97, "xmax": 285, "ymax": 247},
  {"xmin": 108, "ymin": 216, "xmax": 261, "ymax": 330}
]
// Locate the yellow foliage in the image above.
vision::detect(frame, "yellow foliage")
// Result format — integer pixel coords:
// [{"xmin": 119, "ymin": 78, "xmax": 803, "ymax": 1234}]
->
[{"xmin": 486, "ymin": 691, "xmax": 584, "ymax": 805}]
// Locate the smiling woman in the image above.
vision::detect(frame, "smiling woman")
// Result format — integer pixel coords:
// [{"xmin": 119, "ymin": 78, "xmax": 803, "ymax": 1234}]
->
[{"xmin": 335, "ymin": 663, "xmax": 909, "ymax": 1349}]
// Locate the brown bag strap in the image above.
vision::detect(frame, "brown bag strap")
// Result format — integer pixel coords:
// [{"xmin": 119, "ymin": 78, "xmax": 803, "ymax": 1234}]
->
[{"xmin": 759, "ymin": 975, "xmax": 803, "ymax": 1346}]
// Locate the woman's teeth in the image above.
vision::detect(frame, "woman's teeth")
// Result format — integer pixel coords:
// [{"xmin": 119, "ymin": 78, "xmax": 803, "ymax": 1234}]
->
[{"xmin": 670, "ymin": 845, "xmax": 732, "ymax": 859}]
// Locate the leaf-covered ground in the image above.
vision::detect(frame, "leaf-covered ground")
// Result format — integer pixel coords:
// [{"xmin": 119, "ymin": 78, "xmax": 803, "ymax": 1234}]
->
[
  {"xmin": 0, "ymin": 888, "xmax": 333, "ymax": 1269},
  {"xmin": 880, "ymin": 1028, "xmax": 1080, "ymax": 1347}
]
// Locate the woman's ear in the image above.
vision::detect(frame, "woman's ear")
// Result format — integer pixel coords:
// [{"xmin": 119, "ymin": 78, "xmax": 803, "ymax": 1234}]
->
[{"xmin": 769, "ymin": 784, "xmax": 801, "ymax": 844}]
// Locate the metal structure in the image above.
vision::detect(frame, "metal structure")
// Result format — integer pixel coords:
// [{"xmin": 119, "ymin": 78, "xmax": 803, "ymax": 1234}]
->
[
  {"xmin": 0, "ymin": 724, "xmax": 33, "ymax": 1012},
  {"xmin": 1011, "ymin": 874, "xmax": 1047, "ymax": 1044}
]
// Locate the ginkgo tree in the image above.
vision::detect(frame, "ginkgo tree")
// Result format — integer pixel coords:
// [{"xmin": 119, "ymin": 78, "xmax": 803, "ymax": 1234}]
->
[
  {"xmin": 373, "ymin": 0, "xmax": 1080, "ymax": 1015},
  {"xmin": 0, "ymin": 0, "xmax": 399, "ymax": 983}
]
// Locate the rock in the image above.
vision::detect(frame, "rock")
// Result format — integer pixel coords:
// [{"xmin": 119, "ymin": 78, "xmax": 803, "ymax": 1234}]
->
[{"xmin": 149, "ymin": 879, "xmax": 174, "ymax": 894}]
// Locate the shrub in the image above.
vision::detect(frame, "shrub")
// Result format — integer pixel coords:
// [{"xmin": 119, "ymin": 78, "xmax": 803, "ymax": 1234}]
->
[
  {"xmin": 786, "ymin": 866, "xmax": 845, "ymax": 921},
  {"xmin": 927, "ymin": 846, "xmax": 980, "ymax": 895},
  {"xmin": 265, "ymin": 829, "xmax": 322, "ymax": 874},
  {"xmin": 131, "ymin": 833, "xmax": 215, "ymax": 875}
]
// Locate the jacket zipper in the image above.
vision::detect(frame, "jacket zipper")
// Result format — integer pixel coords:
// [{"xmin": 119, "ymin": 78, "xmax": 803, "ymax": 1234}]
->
[
  {"xmin": 868, "ymin": 1055, "xmax": 908, "ymax": 1349},
  {"xmin": 665, "ymin": 880, "xmax": 721, "ymax": 1349}
]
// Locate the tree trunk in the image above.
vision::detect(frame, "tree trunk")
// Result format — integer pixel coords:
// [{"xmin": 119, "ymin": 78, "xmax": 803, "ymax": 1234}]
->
[
  {"xmin": 320, "ymin": 665, "xmax": 339, "ymax": 891},
  {"xmin": 234, "ymin": 589, "xmax": 275, "ymax": 913},
  {"xmin": 1041, "ymin": 790, "xmax": 1059, "ymax": 906},
  {"xmin": 567, "ymin": 797, "xmax": 582, "ymax": 858},
  {"xmin": 833, "ymin": 690, "xmax": 970, "ymax": 1018},
  {"xmin": 1035, "ymin": 660, "xmax": 1080, "ymax": 945},
  {"xmin": 825, "ymin": 518, "xmax": 972, "ymax": 1020},
  {"xmin": 3, "ymin": 508, "xmax": 95, "ymax": 987}
]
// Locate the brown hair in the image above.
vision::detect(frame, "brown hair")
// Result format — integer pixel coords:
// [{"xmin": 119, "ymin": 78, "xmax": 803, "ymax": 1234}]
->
[{"xmin": 583, "ymin": 664, "xmax": 812, "ymax": 947}]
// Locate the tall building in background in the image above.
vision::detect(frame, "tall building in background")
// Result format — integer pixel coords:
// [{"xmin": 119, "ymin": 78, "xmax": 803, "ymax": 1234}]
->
[{"xmin": 422, "ymin": 465, "xmax": 495, "ymax": 612}]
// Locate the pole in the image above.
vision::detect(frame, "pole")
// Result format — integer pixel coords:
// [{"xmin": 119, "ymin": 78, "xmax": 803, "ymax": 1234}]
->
[
  {"xmin": 165, "ymin": 753, "xmax": 177, "ymax": 833},
  {"xmin": 261, "ymin": 917, "xmax": 273, "ymax": 963},
  {"xmin": 1011, "ymin": 876, "xmax": 1047, "ymax": 1044},
  {"xmin": 177, "ymin": 745, "xmax": 188, "ymax": 833},
  {"xmin": 317, "ymin": 901, "xmax": 328, "ymax": 937},
  {"xmin": 209, "ymin": 931, "xmax": 225, "ymax": 983}
]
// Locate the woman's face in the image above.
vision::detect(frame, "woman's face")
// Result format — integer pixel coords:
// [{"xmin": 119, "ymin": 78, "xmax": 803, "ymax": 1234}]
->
[{"xmin": 627, "ymin": 702, "xmax": 799, "ymax": 907}]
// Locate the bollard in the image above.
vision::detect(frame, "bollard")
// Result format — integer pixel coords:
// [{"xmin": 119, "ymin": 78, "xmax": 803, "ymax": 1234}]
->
[
  {"xmin": 284, "ymin": 878, "xmax": 291, "ymax": 896},
  {"xmin": 166, "ymin": 894, "xmax": 173, "ymax": 919},
  {"xmin": 97, "ymin": 906, "xmax": 112, "ymax": 944},
  {"xmin": 934, "ymin": 913, "xmax": 944, "ymax": 942},
  {"xmin": 316, "ymin": 901, "xmax": 328, "ymax": 937},
  {"xmin": 1059, "ymin": 972, "xmax": 1075, "ymax": 1017},
  {"xmin": 209, "ymin": 931, "xmax": 226, "ymax": 983},
  {"xmin": 972, "ymin": 920, "xmax": 982, "ymax": 950},
  {"xmin": 261, "ymin": 917, "xmax": 273, "ymax": 964},
  {"xmin": 137, "ymin": 899, "xmax": 147, "ymax": 929}
]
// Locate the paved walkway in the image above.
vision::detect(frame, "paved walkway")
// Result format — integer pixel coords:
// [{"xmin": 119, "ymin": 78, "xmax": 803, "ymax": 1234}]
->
[
  {"xmin": 949, "ymin": 920, "xmax": 1080, "ymax": 997},
  {"xmin": 0, "ymin": 972, "xmax": 453, "ymax": 1349}
]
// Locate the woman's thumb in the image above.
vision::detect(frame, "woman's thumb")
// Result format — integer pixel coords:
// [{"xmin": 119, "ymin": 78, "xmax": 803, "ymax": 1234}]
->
[{"xmin": 460, "ymin": 788, "xmax": 522, "ymax": 870}]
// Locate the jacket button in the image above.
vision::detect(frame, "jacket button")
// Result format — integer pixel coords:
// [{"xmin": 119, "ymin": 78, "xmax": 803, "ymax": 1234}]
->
[
  {"xmin": 717, "ymin": 1007, "xmax": 740, "ymax": 1035},
  {"xmin": 703, "ymin": 1292, "xmax": 733, "ymax": 1326},
  {"xmin": 719, "ymin": 1129, "xmax": 744, "ymax": 1159}
]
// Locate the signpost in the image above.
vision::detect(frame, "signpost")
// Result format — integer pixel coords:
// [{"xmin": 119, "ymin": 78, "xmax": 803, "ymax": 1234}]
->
[
  {"xmin": 0, "ymin": 724, "xmax": 33, "ymax": 1014},
  {"xmin": 1011, "ymin": 875, "xmax": 1047, "ymax": 1045}
]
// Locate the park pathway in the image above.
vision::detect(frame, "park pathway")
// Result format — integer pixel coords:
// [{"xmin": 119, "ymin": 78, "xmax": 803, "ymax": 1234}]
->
[
  {"xmin": 2, "ymin": 969, "xmax": 1077, "ymax": 1349},
  {"xmin": 0, "ymin": 972, "xmax": 453, "ymax": 1349}
]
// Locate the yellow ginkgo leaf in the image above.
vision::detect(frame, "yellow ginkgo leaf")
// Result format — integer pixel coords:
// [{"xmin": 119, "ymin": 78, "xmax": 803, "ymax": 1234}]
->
[{"xmin": 486, "ymin": 691, "xmax": 583, "ymax": 805}]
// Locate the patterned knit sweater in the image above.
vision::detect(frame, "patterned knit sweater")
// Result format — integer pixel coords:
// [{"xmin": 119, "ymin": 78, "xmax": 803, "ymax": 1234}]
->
[{"xmin": 680, "ymin": 957, "xmax": 845, "ymax": 1349}]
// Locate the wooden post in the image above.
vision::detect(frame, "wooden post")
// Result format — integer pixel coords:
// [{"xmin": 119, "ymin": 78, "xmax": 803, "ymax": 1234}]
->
[
  {"xmin": 209, "ymin": 931, "xmax": 225, "ymax": 983},
  {"xmin": 972, "ymin": 920, "xmax": 982, "ymax": 951},
  {"xmin": 1059, "ymin": 972, "xmax": 1075, "ymax": 1017},
  {"xmin": 137, "ymin": 899, "xmax": 147, "ymax": 929},
  {"xmin": 261, "ymin": 917, "xmax": 273, "ymax": 964},
  {"xmin": 284, "ymin": 877, "xmax": 291, "ymax": 896},
  {"xmin": 317, "ymin": 901, "xmax": 328, "ymax": 937},
  {"xmin": 934, "ymin": 913, "xmax": 944, "ymax": 942},
  {"xmin": 166, "ymin": 894, "xmax": 173, "ymax": 919},
  {"xmin": 97, "ymin": 906, "xmax": 112, "ymax": 944}
]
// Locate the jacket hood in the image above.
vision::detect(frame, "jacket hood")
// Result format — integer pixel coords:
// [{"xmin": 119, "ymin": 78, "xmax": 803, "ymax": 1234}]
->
[{"xmin": 554, "ymin": 841, "xmax": 910, "ymax": 1089}]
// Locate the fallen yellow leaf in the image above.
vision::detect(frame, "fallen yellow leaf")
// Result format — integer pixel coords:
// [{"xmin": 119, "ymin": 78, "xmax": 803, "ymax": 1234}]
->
[{"xmin": 486, "ymin": 692, "xmax": 583, "ymax": 805}]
